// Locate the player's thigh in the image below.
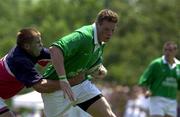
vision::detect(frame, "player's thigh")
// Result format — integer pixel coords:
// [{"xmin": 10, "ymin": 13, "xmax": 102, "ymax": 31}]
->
[
  {"xmin": 166, "ymin": 99, "xmax": 177, "ymax": 117},
  {"xmin": 149, "ymin": 97, "xmax": 165, "ymax": 116},
  {"xmin": 87, "ymin": 96, "xmax": 114, "ymax": 116},
  {"xmin": 151, "ymin": 115, "xmax": 164, "ymax": 117},
  {"xmin": 73, "ymin": 80, "xmax": 101, "ymax": 104},
  {"xmin": 41, "ymin": 90, "xmax": 71, "ymax": 117}
]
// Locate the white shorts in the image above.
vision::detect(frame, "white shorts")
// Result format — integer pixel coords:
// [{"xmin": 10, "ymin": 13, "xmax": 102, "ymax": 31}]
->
[
  {"xmin": 0, "ymin": 97, "xmax": 8, "ymax": 114},
  {"xmin": 149, "ymin": 96, "xmax": 177, "ymax": 117},
  {"xmin": 41, "ymin": 80, "xmax": 101, "ymax": 117}
]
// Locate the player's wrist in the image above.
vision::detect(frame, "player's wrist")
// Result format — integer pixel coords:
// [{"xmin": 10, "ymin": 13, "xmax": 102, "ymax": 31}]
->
[
  {"xmin": 58, "ymin": 75, "xmax": 67, "ymax": 80},
  {"xmin": 58, "ymin": 75, "xmax": 69, "ymax": 83}
]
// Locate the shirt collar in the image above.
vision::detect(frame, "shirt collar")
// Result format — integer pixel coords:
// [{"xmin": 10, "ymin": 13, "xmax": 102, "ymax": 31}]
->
[
  {"xmin": 92, "ymin": 23, "xmax": 102, "ymax": 52},
  {"xmin": 162, "ymin": 55, "xmax": 179, "ymax": 69},
  {"xmin": 92, "ymin": 23, "xmax": 105, "ymax": 45},
  {"xmin": 92, "ymin": 23, "xmax": 98, "ymax": 45}
]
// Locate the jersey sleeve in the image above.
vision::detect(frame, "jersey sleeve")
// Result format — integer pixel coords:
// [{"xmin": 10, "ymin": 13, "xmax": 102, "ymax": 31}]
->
[
  {"xmin": 138, "ymin": 61, "xmax": 156, "ymax": 88},
  {"xmin": 52, "ymin": 32, "xmax": 84, "ymax": 57},
  {"xmin": 176, "ymin": 64, "xmax": 180, "ymax": 90},
  {"xmin": 13, "ymin": 58, "xmax": 43, "ymax": 87}
]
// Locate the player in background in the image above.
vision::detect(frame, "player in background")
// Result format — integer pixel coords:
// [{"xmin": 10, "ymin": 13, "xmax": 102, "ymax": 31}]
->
[{"xmin": 139, "ymin": 41, "xmax": 180, "ymax": 117}]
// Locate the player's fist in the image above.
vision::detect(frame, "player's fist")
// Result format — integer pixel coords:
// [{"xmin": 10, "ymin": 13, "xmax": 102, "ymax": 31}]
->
[
  {"xmin": 91, "ymin": 64, "xmax": 107, "ymax": 79},
  {"xmin": 145, "ymin": 90, "xmax": 152, "ymax": 98}
]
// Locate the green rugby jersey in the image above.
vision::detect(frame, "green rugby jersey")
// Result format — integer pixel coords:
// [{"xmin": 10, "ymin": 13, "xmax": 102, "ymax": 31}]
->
[
  {"xmin": 43, "ymin": 24, "xmax": 105, "ymax": 80},
  {"xmin": 139, "ymin": 56, "xmax": 180, "ymax": 99}
]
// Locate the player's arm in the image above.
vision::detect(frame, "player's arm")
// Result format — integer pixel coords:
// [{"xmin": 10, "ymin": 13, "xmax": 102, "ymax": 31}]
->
[
  {"xmin": 49, "ymin": 46, "xmax": 75, "ymax": 101},
  {"xmin": 139, "ymin": 86, "xmax": 152, "ymax": 98},
  {"xmin": 86, "ymin": 57, "xmax": 107, "ymax": 79},
  {"xmin": 88, "ymin": 64, "xmax": 107, "ymax": 79},
  {"xmin": 138, "ymin": 61, "xmax": 157, "ymax": 97},
  {"xmin": 13, "ymin": 58, "xmax": 61, "ymax": 93},
  {"xmin": 32, "ymin": 79, "xmax": 61, "ymax": 93}
]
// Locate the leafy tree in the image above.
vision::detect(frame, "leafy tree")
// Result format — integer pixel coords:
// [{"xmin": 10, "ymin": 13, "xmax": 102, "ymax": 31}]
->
[{"xmin": 0, "ymin": 0, "xmax": 179, "ymax": 86}]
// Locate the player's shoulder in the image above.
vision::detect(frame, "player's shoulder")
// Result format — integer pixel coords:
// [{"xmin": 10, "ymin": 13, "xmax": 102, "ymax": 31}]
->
[
  {"xmin": 75, "ymin": 24, "xmax": 93, "ymax": 37},
  {"xmin": 151, "ymin": 57, "xmax": 162, "ymax": 64},
  {"xmin": 175, "ymin": 58, "xmax": 180, "ymax": 64}
]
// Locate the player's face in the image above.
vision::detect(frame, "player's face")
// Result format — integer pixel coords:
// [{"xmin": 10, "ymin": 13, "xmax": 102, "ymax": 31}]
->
[
  {"xmin": 97, "ymin": 20, "xmax": 117, "ymax": 42},
  {"xmin": 29, "ymin": 36, "xmax": 43, "ymax": 57},
  {"xmin": 163, "ymin": 44, "xmax": 177, "ymax": 60}
]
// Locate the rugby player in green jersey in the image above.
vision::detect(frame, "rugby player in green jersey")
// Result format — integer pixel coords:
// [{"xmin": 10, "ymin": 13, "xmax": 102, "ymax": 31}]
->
[
  {"xmin": 139, "ymin": 41, "xmax": 180, "ymax": 117},
  {"xmin": 41, "ymin": 9, "xmax": 119, "ymax": 117}
]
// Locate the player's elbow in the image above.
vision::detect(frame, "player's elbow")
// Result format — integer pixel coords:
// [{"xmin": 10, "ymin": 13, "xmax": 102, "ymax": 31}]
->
[{"xmin": 49, "ymin": 46, "xmax": 60, "ymax": 55}]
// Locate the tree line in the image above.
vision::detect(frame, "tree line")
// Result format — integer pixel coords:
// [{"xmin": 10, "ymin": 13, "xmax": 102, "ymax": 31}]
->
[{"xmin": 0, "ymin": 0, "xmax": 179, "ymax": 86}]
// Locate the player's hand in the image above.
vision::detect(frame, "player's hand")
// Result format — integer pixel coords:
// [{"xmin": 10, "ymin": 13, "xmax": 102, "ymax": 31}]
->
[
  {"xmin": 145, "ymin": 90, "xmax": 152, "ymax": 98},
  {"xmin": 59, "ymin": 79, "xmax": 75, "ymax": 101},
  {"xmin": 91, "ymin": 65, "xmax": 107, "ymax": 79}
]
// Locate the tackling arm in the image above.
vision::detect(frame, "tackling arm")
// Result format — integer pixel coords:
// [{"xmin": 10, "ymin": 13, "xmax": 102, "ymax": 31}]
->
[{"xmin": 32, "ymin": 79, "xmax": 61, "ymax": 93}]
